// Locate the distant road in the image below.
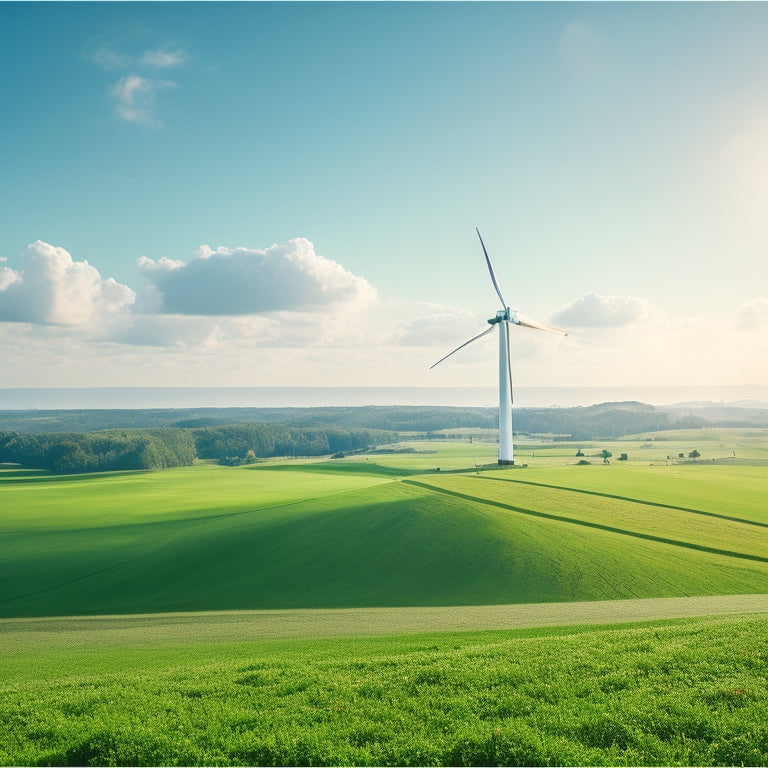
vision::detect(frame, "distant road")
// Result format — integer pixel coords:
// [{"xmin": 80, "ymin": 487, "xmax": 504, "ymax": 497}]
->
[{"xmin": 3, "ymin": 595, "xmax": 766, "ymax": 649}]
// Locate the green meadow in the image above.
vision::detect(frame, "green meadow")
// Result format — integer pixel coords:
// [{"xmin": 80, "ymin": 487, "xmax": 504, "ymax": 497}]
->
[
  {"xmin": 1, "ymin": 614, "xmax": 766, "ymax": 767},
  {"xmin": 1, "ymin": 430, "xmax": 767, "ymax": 765},
  {"xmin": 2, "ymin": 438, "xmax": 766, "ymax": 617}
]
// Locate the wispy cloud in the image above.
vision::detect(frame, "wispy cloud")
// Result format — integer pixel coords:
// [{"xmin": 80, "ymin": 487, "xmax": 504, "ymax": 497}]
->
[
  {"xmin": 90, "ymin": 45, "xmax": 189, "ymax": 71},
  {"xmin": 109, "ymin": 74, "xmax": 177, "ymax": 127},
  {"xmin": 90, "ymin": 45, "xmax": 132, "ymax": 70},
  {"xmin": 140, "ymin": 48, "xmax": 189, "ymax": 69},
  {"xmin": 89, "ymin": 42, "xmax": 189, "ymax": 127},
  {"xmin": 392, "ymin": 303, "xmax": 484, "ymax": 347}
]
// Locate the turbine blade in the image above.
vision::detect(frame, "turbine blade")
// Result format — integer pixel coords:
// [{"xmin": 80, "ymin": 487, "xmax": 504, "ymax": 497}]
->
[
  {"xmin": 505, "ymin": 320, "xmax": 514, "ymax": 405},
  {"xmin": 515, "ymin": 313, "xmax": 569, "ymax": 335},
  {"xmin": 429, "ymin": 325, "xmax": 495, "ymax": 369},
  {"xmin": 476, "ymin": 228, "xmax": 507, "ymax": 309}
]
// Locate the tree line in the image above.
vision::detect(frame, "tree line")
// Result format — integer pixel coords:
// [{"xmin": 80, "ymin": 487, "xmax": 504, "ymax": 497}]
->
[
  {"xmin": 192, "ymin": 424, "xmax": 393, "ymax": 464},
  {"xmin": 0, "ymin": 429, "xmax": 197, "ymax": 474},
  {"xmin": 0, "ymin": 401, "xmax": 731, "ymax": 438},
  {"xmin": 0, "ymin": 424, "xmax": 395, "ymax": 474}
]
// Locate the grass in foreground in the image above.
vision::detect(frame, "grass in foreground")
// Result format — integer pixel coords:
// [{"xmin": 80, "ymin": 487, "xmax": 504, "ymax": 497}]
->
[{"xmin": 1, "ymin": 614, "xmax": 766, "ymax": 766}]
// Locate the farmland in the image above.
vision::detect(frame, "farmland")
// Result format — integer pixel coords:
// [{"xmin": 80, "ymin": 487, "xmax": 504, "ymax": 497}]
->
[
  {"xmin": 1, "ymin": 428, "xmax": 767, "ymax": 765},
  {"xmin": 2, "ymin": 434, "xmax": 766, "ymax": 618},
  {"xmin": 2, "ymin": 613, "xmax": 766, "ymax": 766}
]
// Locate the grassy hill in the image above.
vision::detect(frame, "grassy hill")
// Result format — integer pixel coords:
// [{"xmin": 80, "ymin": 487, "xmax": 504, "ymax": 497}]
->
[{"xmin": 2, "ymin": 445, "xmax": 766, "ymax": 618}]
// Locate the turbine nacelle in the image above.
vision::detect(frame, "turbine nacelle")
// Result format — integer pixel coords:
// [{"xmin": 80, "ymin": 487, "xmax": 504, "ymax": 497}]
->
[
  {"xmin": 488, "ymin": 308, "xmax": 567, "ymax": 334},
  {"xmin": 487, "ymin": 309, "xmax": 509, "ymax": 325}
]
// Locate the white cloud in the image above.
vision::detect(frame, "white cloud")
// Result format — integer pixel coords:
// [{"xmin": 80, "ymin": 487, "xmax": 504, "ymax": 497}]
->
[
  {"xmin": 735, "ymin": 297, "xmax": 768, "ymax": 330},
  {"xmin": 0, "ymin": 266, "xmax": 22, "ymax": 291},
  {"xmin": 109, "ymin": 74, "xmax": 177, "ymax": 127},
  {"xmin": 551, "ymin": 292, "xmax": 659, "ymax": 328},
  {"xmin": 91, "ymin": 42, "xmax": 189, "ymax": 126},
  {"xmin": 1, "ymin": 238, "xmax": 764, "ymax": 390},
  {"xmin": 0, "ymin": 241, "xmax": 135, "ymax": 326},
  {"xmin": 90, "ymin": 45, "xmax": 132, "ymax": 70},
  {"xmin": 137, "ymin": 238, "xmax": 377, "ymax": 315},
  {"xmin": 90, "ymin": 45, "xmax": 189, "ymax": 71},
  {"xmin": 141, "ymin": 48, "xmax": 189, "ymax": 69}
]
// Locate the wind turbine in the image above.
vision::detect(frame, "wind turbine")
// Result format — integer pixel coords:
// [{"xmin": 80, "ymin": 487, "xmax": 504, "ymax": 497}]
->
[{"xmin": 430, "ymin": 229, "xmax": 568, "ymax": 465}]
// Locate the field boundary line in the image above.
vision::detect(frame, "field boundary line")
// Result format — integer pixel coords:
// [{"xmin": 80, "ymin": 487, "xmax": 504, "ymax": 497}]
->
[
  {"xmin": 478, "ymin": 474, "xmax": 768, "ymax": 528},
  {"xmin": 403, "ymin": 480, "xmax": 768, "ymax": 563}
]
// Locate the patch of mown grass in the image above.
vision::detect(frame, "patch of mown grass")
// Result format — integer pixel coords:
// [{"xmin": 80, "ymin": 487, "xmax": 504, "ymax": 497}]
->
[
  {"xmin": 1, "ymin": 614, "xmax": 765, "ymax": 766},
  {"xmin": 413, "ymin": 473, "xmax": 768, "ymax": 558},
  {"xmin": 515, "ymin": 463, "xmax": 768, "ymax": 524}
]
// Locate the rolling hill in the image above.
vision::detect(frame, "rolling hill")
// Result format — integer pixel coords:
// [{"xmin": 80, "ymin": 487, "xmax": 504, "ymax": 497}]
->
[{"xmin": 2, "ymin": 457, "xmax": 765, "ymax": 618}]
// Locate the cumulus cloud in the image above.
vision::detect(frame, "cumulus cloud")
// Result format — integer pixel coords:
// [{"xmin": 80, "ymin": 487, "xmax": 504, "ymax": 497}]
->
[
  {"xmin": 551, "ymin": 292, "xmax": 658, "ymax": 328},
  {"xmin": 0, "ymin": 265, "xmax": 22, "ymax": 291},
  {"xmin": 0, "ymin": 241, "xmax": 135, "ymax": 326},
  {"xmin": 735, "ymin": 297, "xmax": 768, "ymax": 330},
  {"xmin": 137, "ymin": 238, "xmax": 376, "ymax": 316},
  {"xmin": 109, "ymin": 74, "xmax": 176, "ymax": 127}
]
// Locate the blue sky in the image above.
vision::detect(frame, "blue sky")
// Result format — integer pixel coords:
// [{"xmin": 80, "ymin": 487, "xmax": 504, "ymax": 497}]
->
[{"xmin": 1, "ymin": 2, "xmax": 767, "ymax": 394}]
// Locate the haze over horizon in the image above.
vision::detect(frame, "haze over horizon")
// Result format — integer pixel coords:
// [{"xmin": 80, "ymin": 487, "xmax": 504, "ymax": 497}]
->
[
  {"xmin": 2, "ymin": 384, "xmax": 768, "ymax": 412},
  {"xmin": 2, "ymin": 3, "xmax": 767, "ymax": 392}
]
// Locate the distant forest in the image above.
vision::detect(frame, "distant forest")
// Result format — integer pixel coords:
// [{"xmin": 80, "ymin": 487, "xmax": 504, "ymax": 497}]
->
[
  {"xmin": 0, "ymin": 429, "xmax": 197, "ymax": 474},
  {"xmin": 2, "ymin": 400, "xmax": 767, "ymax": 436},
  {"xmin": 1, "ymin": 401, "xmax": 766, "ymax": 474},
  {"xmin": 0, "ymin": 424, "xmax": 394, "ymax": 474}
]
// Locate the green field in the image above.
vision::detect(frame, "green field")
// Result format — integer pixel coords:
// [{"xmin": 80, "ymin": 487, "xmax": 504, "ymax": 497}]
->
[
  {"xmin": 2, "ymin": 432, "xmax": 767, "ymax": 765},
  {"xmin": 2, "ymin": 438, "xmax": 766, "ymax": 617},
  {"xmin": 2, "ymin": 613, "xmax": 766, "ymax": 766}
]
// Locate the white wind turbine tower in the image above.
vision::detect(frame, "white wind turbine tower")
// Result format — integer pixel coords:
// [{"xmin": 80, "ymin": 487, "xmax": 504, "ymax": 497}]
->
[{"xmin": 431, "ymin": 229, "xmax": 568, "ymax": 465}]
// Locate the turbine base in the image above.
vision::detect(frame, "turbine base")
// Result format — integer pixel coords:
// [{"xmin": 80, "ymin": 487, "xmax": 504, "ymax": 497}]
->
[{"xmin": 498, "ymin": 459, "xmax": 515, "ymax": 466}]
